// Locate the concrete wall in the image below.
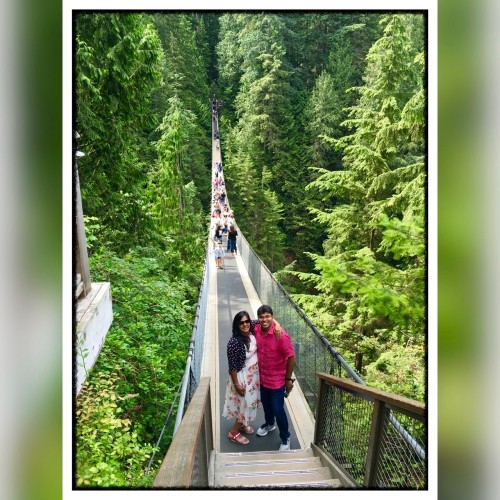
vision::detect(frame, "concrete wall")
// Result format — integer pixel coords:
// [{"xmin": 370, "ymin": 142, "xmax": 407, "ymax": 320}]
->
[{"xmin": 76, "ymin": 282, "xmax": 113, "ymax": 394}]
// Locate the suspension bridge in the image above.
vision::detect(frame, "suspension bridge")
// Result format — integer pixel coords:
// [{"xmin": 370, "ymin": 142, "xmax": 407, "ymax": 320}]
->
[{"xmin": 144, "ymin": 99, "xmax": 427, "ymax": 489}]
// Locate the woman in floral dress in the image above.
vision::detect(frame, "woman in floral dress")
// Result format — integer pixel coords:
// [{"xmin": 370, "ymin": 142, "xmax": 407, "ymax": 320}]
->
[{"xmin": 222, "ymin": 310, "xmax": 281, "ymax": 445}]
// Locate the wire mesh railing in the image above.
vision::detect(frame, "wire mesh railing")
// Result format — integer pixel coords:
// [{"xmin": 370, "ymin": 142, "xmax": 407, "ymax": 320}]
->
[
  {"xmin": 173, "ymin": 239, "xmax": 211, "ymax": 432},
  {"xmin": 315, "ymin": 374, "xmax": 426, "ymax": 488},
  {"xmin": 376, "ymin": 406, "xmax": 427, "ymax": 488},
  {"xmin": 316, "ymin": 380, "xmax": 372, "ymax": 482}
]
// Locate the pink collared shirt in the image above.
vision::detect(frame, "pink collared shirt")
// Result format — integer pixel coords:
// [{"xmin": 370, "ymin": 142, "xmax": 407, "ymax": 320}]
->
[{"xmin": 254, "ymin": 322, "xmax": 295, "ymax": 389}]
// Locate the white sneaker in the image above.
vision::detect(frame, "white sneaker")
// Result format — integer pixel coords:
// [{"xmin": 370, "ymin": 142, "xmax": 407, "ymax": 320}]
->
[
  {"xmin": 279, "ymin": 438, "xmax": 290, "ymax": 451},
  {"xmin": 256, "ymin": 424, "xmax": 276, "ymax": 436}
]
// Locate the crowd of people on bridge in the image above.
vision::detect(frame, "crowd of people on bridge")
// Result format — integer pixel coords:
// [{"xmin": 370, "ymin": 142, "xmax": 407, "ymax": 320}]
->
[
  {"xmin": 211, "ymin": 101, "xmax": 296, "ymax": 452},
  {"xmin": 210, "ymin": 109, "xmax": 238, "ymax": 266}
]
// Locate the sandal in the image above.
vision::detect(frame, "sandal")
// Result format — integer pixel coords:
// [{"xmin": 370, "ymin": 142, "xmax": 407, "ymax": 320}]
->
[
  {"xmin": 228, "ymin": 431, "xmax": 249, "ymax": 445},
  {"xmin": 239, "ymin": 424, "xmax": 254, "ymax": 435}
]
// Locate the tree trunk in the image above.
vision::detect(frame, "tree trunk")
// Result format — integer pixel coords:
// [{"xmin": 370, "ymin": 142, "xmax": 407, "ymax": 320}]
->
[{"xmin": 355, "ymin": 352, "xmax": 363, "ymax": 373}]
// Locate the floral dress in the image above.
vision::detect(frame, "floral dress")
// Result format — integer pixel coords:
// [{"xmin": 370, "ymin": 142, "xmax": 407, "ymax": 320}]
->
[{"xmin": 222, "ymin": 335, "xmax": 261, "ymax": 425}]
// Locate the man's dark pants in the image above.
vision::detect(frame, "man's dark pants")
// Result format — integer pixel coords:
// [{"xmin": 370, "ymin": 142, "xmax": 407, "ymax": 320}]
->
[{"xmin": 260, "ymin": 384, "xmax": 290, "ymax": 441}]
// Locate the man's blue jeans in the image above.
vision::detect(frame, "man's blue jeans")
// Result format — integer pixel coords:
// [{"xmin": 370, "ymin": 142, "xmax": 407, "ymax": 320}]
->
[{"xmin": 260, "ymin": 384, "xmax": 289, "ymax": 441}]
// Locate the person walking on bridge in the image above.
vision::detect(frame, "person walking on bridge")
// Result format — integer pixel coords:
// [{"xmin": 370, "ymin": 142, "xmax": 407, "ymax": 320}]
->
[
  {"xmin": 254, "ymin": 304, "xmax": 295, "ymax": 451},
  {"xmin": 227, "ymin": 225, "xmax": 238, "ymax": 255},
  {"xmin": 214, "ymin": 240, "xmax": 225, "ymax": 269}
]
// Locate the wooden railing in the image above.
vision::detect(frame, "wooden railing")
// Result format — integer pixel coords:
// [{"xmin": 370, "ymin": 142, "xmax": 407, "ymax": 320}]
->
[
  {"xmin": 314, "ymin": 373, "xmax": 426, "ymax": 488},
  {"xmin": 153, "ymin": 377, "xmax": 213, "ymax": 488}
]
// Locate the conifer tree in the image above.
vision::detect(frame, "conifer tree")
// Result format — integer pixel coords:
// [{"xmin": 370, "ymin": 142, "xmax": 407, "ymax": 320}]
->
[
  {"xmin": 217, "ymin": 13, "xmax": 294, "ymax": 269},
  {"xmin": 218, "ymin": 13, "xmax": 383, "ymax": 272},
  {"xmin": 152, "ymin": 13, "xmax": 211, "ymax": 210},
  {"xmin": 305, "ymin": 71, "xmax": 344, "ymax": 167},
  {"xmin": 294, "ymin": 14, "xmax": 426, "ymax": 397},
  {"xmin": 152, "ymin": 95, "xmax": 206, "ymax": 264},
  {"xmin": 216, "ymin": 13, "xmax": 246, "ymax": 121},
  {"xmin": 75, "ymin": 13, "xmax": 164, "ymax": 253}
]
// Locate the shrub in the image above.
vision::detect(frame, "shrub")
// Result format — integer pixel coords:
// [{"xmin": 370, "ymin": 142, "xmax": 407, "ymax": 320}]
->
[{"xmin": 76, "ymin": 371, "xmax": 156, "ymax": 487}]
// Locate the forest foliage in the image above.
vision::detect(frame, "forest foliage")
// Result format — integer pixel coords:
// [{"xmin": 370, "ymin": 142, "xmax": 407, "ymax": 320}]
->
[
  {"xmin": 74, "ymin": 11, "xmax": 427, "ymax": 487},
  {"xmin": 75, "ymin": 12, "xmax": 213, "ymax": 487},
  {"xmin": 217, "ymin": 12, "xmax": 426, "ymax": 400}
]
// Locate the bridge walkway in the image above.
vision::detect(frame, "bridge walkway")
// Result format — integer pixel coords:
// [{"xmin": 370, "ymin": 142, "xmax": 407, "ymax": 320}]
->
[{"xmin": 200, "ymin": 106, "xmax": 314, "ymax": 454}]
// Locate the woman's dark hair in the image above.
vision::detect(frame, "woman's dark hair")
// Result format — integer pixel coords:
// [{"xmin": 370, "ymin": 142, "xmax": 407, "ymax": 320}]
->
[{"xmin": 232, "ymin": 310, "xmax": 253, "ymax": 339}]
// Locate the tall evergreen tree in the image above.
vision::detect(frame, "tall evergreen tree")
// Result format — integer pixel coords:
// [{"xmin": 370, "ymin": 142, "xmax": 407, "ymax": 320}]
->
[
  {"xmin": 305, "ymin": 71, "xmax": 344, "ymax": 168},
  {"xmin": 152, "ymin": 95, "xmax": 206, "ymax": 266},
  {"xmin": 292, "ymin": 14, "xmax": 426, "ymax": 398},
  {"xmin": 215, "ymin": 13, "xmax": 247, "ymax": 123},
  {"xmin": 75, "ymin": 13, "xmax": 164, "ymax": 253},
  {"xmin": 152, "ymin": 13, "xmax": 211, "ymax": 209},
  {"xmin": 218, "ymin": 13, "xmax": 297, "ymax": 269},
  {"xmin": 218, "ymin": 13, "xmax": 383, "ymax": 272}
]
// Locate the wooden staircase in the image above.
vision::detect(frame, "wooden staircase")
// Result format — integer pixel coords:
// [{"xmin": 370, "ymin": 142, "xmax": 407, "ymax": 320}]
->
[{"xmin": 213, "ymin": 448, "xmax": 342, "ymax": 488}]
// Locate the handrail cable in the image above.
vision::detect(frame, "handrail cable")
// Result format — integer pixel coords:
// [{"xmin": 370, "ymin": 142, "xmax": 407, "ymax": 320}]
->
[{"xmin": 144, "ymin": 376, "xmax": 183, "ymax": 475}]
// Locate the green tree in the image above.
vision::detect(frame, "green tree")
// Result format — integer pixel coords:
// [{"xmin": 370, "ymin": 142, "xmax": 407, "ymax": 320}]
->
[
  {"xmin": 218, "ymin": 13, "xmax": 383, "ymax": 273},
  {"xmin": 305, "ymin": 71, "xmax": 344, "ymax": 167},
  {"xmin": 215, "ymin": 13, "xmax": 246, "ymax": 121},
  {"xmin": 218, "ymin": 13, "xmax": 296, "ymax": 268},
  {"xmin": 75, "ymin": 14, "xmax": 209, "ymax": 487},
  {"xmin": 75, "ymin": 13, "xmax": 164, "ymax": 253},
  {"xmin": 152, "ymin": 13, "xmax": 211, "ymax": 209},
  {"xmin": 152, "ymin": 95, "xmax": 206, "ymax": 267},
  {"xmin": 293, "ymin": 14, "xmax": 426, "ymax": 398}
]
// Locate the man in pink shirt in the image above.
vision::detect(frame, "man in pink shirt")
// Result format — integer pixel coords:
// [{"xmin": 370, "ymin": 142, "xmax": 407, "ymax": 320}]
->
[{"xmin": 254, "ymin": 305, "xmax": 295, "ymax": 451}]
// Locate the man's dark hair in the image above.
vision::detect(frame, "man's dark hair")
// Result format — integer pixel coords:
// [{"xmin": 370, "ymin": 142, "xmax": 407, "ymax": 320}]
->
[{"xmin": 257, "ymin": 304, "xmax": 273, "ymax": 317}]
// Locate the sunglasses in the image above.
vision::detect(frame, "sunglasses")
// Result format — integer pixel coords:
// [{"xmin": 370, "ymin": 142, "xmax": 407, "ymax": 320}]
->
[{"xmin": 239, "ymin": 319, "xmax": 251, "ymax": 325}]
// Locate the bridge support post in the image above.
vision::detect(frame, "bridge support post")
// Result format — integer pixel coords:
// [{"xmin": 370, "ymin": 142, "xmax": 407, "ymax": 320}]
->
[{"xmin": 364, "ymin": 399, "xmax": 385, "ymax": 486}]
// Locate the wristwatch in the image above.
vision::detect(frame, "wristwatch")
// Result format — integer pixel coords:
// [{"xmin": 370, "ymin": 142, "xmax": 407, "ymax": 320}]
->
[{"xmin": 285, "ymin": 377, "xmax": 295, "ymax": 382}]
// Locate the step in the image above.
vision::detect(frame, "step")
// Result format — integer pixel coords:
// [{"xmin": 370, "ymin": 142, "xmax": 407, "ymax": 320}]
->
[
  {"xmin": 217, "ymin": 466, "xmax": 334, "ymax": 487},
  {"xmin": 255, "ymin": 478, "xmax": 342, "ymax": 488},
  {"xmin": 217, "ymin": 448, "xmax": 314, "ymax": 463},
  {"xmin": 217, "ymin": 456, "xmax": 322, "ymax": 474}
]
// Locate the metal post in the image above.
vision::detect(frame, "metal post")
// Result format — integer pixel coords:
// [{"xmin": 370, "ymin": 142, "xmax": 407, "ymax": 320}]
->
[{"xmin": 173, "ymin": 340, "xmax": 194, "ymax": 435}]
